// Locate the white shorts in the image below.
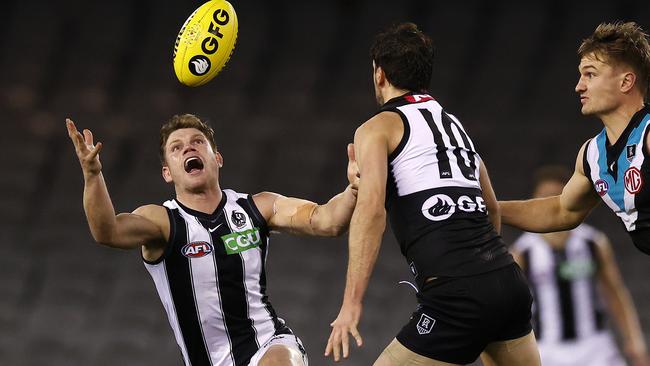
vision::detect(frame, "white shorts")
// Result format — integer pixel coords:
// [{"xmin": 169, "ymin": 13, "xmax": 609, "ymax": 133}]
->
[
  {"xmin": 538, "ymin": 332, "xmax": 626, "ymax": 366},
  {"xmin": 248, "ymin": 334, "xmax": 309, "ymax": 366}
]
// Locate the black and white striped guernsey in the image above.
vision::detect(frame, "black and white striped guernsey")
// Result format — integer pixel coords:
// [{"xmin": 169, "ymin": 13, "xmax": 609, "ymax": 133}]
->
[
  {"xmin": 514, "ymin": 224, "xmax": 607, "ymax": 343},
  {"xmin": 379, "ymin": 92, "xmax": 512, "ymax": 284},
  {"xmin": 144, "ymin": 189, "xmax": 290, "ymax": 366}
]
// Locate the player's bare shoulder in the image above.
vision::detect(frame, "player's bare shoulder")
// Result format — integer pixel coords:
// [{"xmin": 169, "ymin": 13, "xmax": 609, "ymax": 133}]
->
[
  {"xmin": 251, "ymin": 192, "xmax": 279, "ymax": 223},
  {"xmin": 356, "ymin": 111, "xmax": 404, "ymax": 153}
]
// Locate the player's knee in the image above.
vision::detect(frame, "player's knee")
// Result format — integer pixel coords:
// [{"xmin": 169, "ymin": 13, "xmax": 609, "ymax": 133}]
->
[{"xmin": 258, "ymin": 345, "xmax": 304, "ymax": 366}]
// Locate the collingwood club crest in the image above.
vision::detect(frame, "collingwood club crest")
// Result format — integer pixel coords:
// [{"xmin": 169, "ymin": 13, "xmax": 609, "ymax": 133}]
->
[{"xmin": 231, "ymin": 210, "xmax": 247, "ymax": 228}]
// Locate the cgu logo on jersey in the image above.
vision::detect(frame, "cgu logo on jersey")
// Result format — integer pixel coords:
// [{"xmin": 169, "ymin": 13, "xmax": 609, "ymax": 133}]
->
[
  {"xmin": 221, "ymin": 227, "xmax": 262, "ymax": 255},
  {"xmin": 181, "ymin": 241, "xmax": 214, "ymax": 258},
  {"xmin": 625, "ymin": 167, "xmax": 643, "ymax": 194},
  {"xmin": 421, "ymin": 194, "xmax": 486, "ymax": 222},
  {"xmin": 594, "ymin": 179, "xmax": 609, "ymax": 196}
]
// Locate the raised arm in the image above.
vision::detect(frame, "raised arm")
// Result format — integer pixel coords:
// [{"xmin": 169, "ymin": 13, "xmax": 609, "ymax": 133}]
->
[
  {"xmin": 66, "ymin": 119, "xmax": 168, "ymax": 253},
  {"xmin": 253, "ymin": 144, "xmax": 358, "ymax": 237},
  {"xmin": 499, "ymin": 142, "xmax": 600, "ymax": 232},
  {"xmin": 595, "ymin": 234, "xmax": 649, "ymax": 366}
]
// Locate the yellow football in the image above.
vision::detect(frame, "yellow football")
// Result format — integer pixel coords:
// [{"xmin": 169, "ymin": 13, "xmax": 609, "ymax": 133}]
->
[{"xmin": 173, "ymin": 0, "xmax": 238, "ymax": 87}]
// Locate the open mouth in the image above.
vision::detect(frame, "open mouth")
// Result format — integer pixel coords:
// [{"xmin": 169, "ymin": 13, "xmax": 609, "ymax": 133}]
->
[{"xmin": 184, "ymin": 156, "xmax": 204, "ymax": 173}]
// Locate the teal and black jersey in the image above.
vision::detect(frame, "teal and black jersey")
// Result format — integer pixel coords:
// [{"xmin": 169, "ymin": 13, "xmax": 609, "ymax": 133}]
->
[{"xmin": 583, "ymin": 105, "xmax": 650, "ymax": 254}]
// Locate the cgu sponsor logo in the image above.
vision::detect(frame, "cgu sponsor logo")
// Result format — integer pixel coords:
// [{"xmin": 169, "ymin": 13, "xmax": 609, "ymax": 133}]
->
[
  {"xmin": 181, "ymin": 241, "xmax": 213, "ymax": 258},
  {"xmin": 421, "ymin": 194, "xmax": 486, "ymax": 221},
  {"xmin": 221, "ymin": 228, "xmax": 262, "ymax": 255},
  {"xmin": 201, "ymin": 9, "xmax": 230, "ymax": 55}
]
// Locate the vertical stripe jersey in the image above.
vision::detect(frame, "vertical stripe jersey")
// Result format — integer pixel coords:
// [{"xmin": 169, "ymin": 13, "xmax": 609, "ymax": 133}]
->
[
  {"xmin": 583, "ymin": 105, "xmax": 650, "ymax": 253},
  {"xmin": 144, "ymin": 189, "xmax": 290, "ymax": 366},
  {"xmin": 514, "ymin": 224, "xmax": 607, "ymax": 343}
]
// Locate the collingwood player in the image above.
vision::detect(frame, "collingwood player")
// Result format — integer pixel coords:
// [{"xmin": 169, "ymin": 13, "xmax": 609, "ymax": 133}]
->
[
  {"xmin": 500, "ymin": 22, "xmax": 650, "ymax": 255},
  {"xmin": 66, "ymin": 114, "xmax": 358, "ymax": 366},
  {"xmin": 324, "ymin": 23, "xmax": 541, "ymax": 366},
  {"xmin": 512, "ymin": 166, "xmax": 648, "ymax": 366}
]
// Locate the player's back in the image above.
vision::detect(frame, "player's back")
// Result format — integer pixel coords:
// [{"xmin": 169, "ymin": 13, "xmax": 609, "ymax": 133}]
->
[{"xmin": 379, "ymin": 93, "xmax": 512, "ymax": 283}]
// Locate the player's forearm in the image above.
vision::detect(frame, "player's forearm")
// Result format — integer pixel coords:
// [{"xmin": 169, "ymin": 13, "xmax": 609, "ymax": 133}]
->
[
  {"xmin": 312, "ymin": 185, "xmax": 357, "ymax": 236},
  {"xmin": 83, "ymin": 173, "xmax": 119, "ymax": 245},
  {"xmin": 499, "ymin": 196, "xmax": 580, "ymax": 232},
  {"xmin": 608, "ymin": 288, "xmax": 647, "ymax": 354},
  {"xmin": 343, "ymin": 201, "xmax": 385, "ymax": 305}
]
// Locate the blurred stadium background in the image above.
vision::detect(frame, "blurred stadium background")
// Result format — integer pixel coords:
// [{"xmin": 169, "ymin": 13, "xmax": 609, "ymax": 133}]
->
[{"xmin": 1, "ymin": 0, "xmax": 649, "ymax": 365}]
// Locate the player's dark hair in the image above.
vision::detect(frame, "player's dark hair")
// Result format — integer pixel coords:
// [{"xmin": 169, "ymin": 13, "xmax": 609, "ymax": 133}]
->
[
  {"xmin": 159, "ymin": 114, "xmax": 217, "ymax": 165},
  {"xmin": 532, "ymin": 165, "xmax": 572, "ymax": 192},
  {"xmin": 370, "ymin": 22, "xmax": 434, "ymax": 93},
  {"xmin": 578, "ymin": 21, "xmax": 650, "ymax": 98}
]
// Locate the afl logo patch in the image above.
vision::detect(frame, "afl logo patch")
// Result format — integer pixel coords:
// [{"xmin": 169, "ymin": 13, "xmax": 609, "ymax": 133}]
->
[
  {"xmin": 624, "ymin": 167, "xmax": 643, "ymax": 194},
  {"xmin": 422, "ymin": 194, "xmax": 455, "ymax": 221},
  {"xmin": 594, "ymin": 179, "xmax": 609, "ymax": 196},
  {"xmin": 626, "ymin": 144, "xmax": 637, "ymax": 162},
  {"xmin": 182, "ymin": 241, "xmax": 213, "ymax": 258}
]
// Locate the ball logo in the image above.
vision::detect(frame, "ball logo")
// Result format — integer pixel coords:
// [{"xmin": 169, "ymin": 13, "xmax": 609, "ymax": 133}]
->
[
  {"xmin": 201, "ymin": 9, "xmax": 230, "ymax": 55},
  {"xmin": 189, "ymin": 55, "xmax": 211, "ymax": 75},
  {"xmin": 625, "ymin": 167, "xmax": 643, "ymax": 194},
  {"xmin": 422, "ymin": 194, "xmax": 455, "ymax": 221},
  {"xmin": 182, "ymin": 241, "xmax": 213, "ymax": 258},
  {"xmin": 594, "ymin": 179, "xmax": 609, "ymax": 196}
]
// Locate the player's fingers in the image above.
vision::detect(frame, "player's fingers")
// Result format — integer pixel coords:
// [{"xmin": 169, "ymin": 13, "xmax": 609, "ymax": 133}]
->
[
  {"xmin": 347, "ymin": 143, "xmax": 356, "ymax": 162},
  {"xmin": 341, "ymin": 329, "xmax": 350, "ymax": 358},
  {"xmin": 324, "ymin": 330, "xmax": 336, "ymax": 356},
  {"xmin": 350, "ymin": 326, "xmax": 363, "ymax": 347},
  {"xmin": 83, "ymin": 129, "xmax": 94, "ymax": 146},
  {"xmin": 88, "ymin": 142, "xmax": 103, "ymax": 160}
]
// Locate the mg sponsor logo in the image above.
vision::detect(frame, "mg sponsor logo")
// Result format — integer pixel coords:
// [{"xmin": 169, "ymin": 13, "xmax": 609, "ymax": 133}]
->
[
  {"xmin": 594, "ymin": 179, "xmax": 609, "ymax": 196},
  {"xmin": 221, "ymin": 228, "xmax": 262, "ymax": 255},
  {"xmin": 625, "ymin": 167, "xmax": 643, "ymax": 194},
  {"xmin": 181, "ymin": 241, "xmax": 213, "ymax": 258}
]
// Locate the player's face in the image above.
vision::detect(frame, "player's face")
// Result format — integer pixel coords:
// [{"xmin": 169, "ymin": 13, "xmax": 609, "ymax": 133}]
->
[
  {"xmin": 533, "ymin": 180, "xmax": 564, "ymax": 199},
  {"xmin": 575, "ymin": 53, "xmax": 626, "ymax": 116},
  {"xmin": 162, "ymin": 128, "xmax": 222, "ymax": 192}
]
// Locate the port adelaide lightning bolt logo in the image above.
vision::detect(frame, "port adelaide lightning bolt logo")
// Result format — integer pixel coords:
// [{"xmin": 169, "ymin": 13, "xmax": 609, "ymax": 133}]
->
[{"xmin": 189, "ymin": 55, "xmax": 211, "ymax": 75}]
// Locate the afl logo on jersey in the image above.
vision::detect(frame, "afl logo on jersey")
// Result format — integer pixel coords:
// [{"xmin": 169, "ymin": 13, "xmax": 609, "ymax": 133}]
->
[
  {"xmin": 625, "ymin": 167, "xmax": 643, "ymax": 194},
  {"xmin": 422, "ymin": 194, "xmax": 455, "ymax": 221},
  {"xmin": 182, "ymin": 241, "xmax": 213, "ymax": 258},
  {"xmin": 594, "ymin": 179, "xmax": 609, "ymax": 196}
]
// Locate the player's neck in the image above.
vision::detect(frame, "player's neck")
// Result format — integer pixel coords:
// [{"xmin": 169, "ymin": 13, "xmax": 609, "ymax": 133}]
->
[
  {"xmin": 381, "ymin": 86, "xmax": 411, "ymax": 104},
  {"xmin": 600, "ymin": 99, "xmax": 645, "ymax": 144},
  {"xmin": 176, "ymin": 187, "xmax": 223, "ymax": 214}
]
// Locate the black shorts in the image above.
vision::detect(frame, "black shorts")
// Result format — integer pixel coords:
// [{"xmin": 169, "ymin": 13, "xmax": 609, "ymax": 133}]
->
[{"xmin": 396, "ymin": 263, "xmax": 533, "ymax": 364}]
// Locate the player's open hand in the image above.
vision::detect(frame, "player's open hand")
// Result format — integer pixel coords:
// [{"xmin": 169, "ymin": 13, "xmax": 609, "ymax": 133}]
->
[
  {"xmin": 66, "ymin": 118, "xmax": 103, "ymax": 178},
  {"xmin": 346, "ymin": 143, "xmax": 360, "ymax": 195},
  {"xmin": 325, "ymin": 302, "xmax": 363, "ymax": 362}
]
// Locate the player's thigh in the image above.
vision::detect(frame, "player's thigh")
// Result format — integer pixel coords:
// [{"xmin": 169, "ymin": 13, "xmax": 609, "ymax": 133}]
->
[
  {"xmin": 481, "ymin": 331, "xmax": 540, "ymax": 366},
  {"xmin": 258, "ymin": 345, "xmax": 305, "ymax": 366},
  {"xmin": 374, "ymin": 338, "xmax": 460, "ymax": 366}
]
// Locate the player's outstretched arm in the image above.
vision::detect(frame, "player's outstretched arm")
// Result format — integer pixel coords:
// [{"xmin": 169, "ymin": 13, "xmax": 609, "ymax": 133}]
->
[
  {"xmin": 253, "ymin": 144, "xmax": 358, "ymax": 237},
  {"xmin": 595, "ymin": 234, "xmax": 650, "ymax": 366},
  {"xmin": 66, "ymin": 119, "xmax": 167, "ymax": 250},
  {"xmin": 325, "ymin": 116, "xmax": 394, "ymax": 362},
  {"xmin": 499, "ymin": 142, "xmax": 600, "ymax": 232}
]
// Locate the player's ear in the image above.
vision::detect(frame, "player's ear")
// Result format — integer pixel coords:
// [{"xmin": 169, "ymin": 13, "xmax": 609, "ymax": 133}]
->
[
  {"xmin": 375, "ymin": 65, "xmax": 386, "ymax": 87},
  {"xmin": 162, "ymin": 165, "xmax": 173, "ymax": 183},
  {"xmin": 216, "ymin": 151, "xmax": 223, "ymax": 168},
  {"xmin": 620, "ymin": 71, "xmax": 636, "ymax": 93}
]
